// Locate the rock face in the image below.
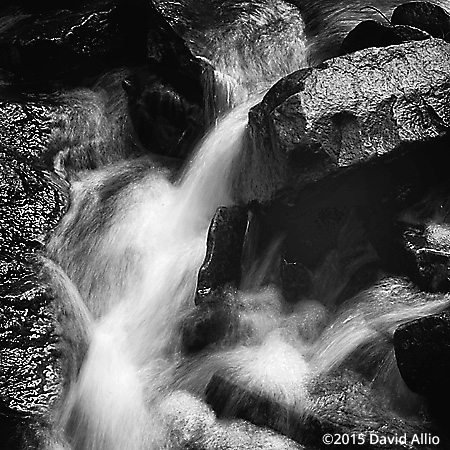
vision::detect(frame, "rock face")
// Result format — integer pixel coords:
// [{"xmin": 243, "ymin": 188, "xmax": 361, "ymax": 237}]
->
[
  {"xmin": 237, "ymin": 38, "xmax": 450, "ymax": 204},
  {"xmin": 0, "ymin": 148, "xmax": 68, "ymax": 447},
  {"xmin": 196, "ymin": 206, "xmax": 248, "ymax": 304}
]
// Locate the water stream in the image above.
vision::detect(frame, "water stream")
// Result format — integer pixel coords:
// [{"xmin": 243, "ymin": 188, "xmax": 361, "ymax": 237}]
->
[{"xmin": 42, "ymin": 6, "xmax": 450, "ymax": 449}]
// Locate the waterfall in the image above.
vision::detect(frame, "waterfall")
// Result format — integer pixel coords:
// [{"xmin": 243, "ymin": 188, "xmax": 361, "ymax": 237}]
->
[{"xmin": 42, "ymin": 3, "xmax": 450, "ymax": 449}]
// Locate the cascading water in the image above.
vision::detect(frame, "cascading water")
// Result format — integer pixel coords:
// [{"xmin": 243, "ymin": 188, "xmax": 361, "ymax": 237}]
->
[{"xmin": 41, "ymin": 4, "xmax": 450, "ymax": 450}]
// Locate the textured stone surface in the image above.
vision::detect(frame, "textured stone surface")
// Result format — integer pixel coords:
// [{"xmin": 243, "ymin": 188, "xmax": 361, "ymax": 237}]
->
[
  {"xmin": 0, "ymin": 148, "xmax": 67, "ymax": 446},
  {"xmin": 237, "ymin": 38, "xmax": 450, "ymax": 203}
]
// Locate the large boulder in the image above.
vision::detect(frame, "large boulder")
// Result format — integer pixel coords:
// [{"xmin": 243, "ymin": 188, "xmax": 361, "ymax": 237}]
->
[{"xmin": 236, "ymin": 38, "xmax": 450, "ymax": 204}]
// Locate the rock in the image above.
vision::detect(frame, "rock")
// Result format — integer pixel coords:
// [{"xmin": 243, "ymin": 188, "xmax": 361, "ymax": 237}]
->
[
  {"xmin": 181, "ymin": 289, "xmax": 240, "ymax": 353},
  {"xmin": 305, "ymin": 370, "xmax": 446, "ymax": 449},
  {"xmin": 236, "ymin": 39, "xmax": 450, "ymax": 204},
  {"xmin": 123, "ymin": 63, "xmax": 206, "ymax": 159},
  {"xmin": 341, "ymin": 20, "xmax": 430, "ymax": 55},
  {"xmin": 0, "ymin": 0, "xmax": 149, "ymax": 84},
  {"xmin": 402, "ymin": 223, "xmax": 450, "ymax": 292},
  {"xmin": 0, "ymin": 148, "xmax": 67, "ymax": 446},
  {"xmin": 154, "ymin": 0, "xmax": 307, "ymax": 105},
  {"xmin": 392, "ymin": 1, "xmax": 450, "ymax": 41},
  {"xmin": 196, "ymin": 206, "xmax": 248, "ymax": 304},
  {"xmin": 394, "ymin": 310, "xmax": 450, "ymax": 396},
  {"xmin": 0, "ymin": 98, "xmax": 61, "ymax": 163},
  {"xmin": 280, "ymin": 257, "xmax": 311, "ymax": 303},
  {"xmin": 0, "ymin": 149, "xmax": 68, "ymax": 256}
]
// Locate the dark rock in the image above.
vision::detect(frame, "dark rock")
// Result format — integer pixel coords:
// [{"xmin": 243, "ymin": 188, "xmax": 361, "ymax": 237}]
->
[
  {"xmin": 397, "ymin": 222, "xmax": 450, "ymax": 292},
  {"xmin": 0, "ymin": 0, "xmax": 149, "ymax": 85},
  {"xmin": 236, "ymin": 39, "xmax": 450, "ymax": 204},
  {"xmin": 196, "ymin": 206, "xmax": 248, "ymax": 304},
  {"xmin": 181, "ymin": 290, "xmax": 239, "ymax": 353},
  {"xmin": 392, "ymin": 1, "xmax": 450, "ymax": 41},
  {"xmin": 123, "ymin": 64, "xmax": 206, "ymax": 159},
  {"xmin": 341, "ymin": 20, "xmax": 430, "ymax": 55},
  {"xmin": 280, "ymin": 258, "xmax": 311, "ymax": 303},
  {"xmin": 394, "ymin": 310, "xmax": 450, "ymax": 396}
]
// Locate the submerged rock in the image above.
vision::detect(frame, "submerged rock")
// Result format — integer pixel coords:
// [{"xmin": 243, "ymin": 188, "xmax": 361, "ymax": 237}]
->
[
  {"xmin": 341, "ymin": 20, "xmax": 430, "ymax": 55},
  {"xmin": 391, "ymin": 1, "xmax": 450, "ymax": 40},
  {"xmin": 237, "ymin": 38, "xmax": 450, "ymax": 204}
]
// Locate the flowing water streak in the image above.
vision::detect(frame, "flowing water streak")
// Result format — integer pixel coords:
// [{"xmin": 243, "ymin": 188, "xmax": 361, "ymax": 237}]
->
[{"xmin": 49, "ymin": 92, "xmax": 266, "ymax": 450}]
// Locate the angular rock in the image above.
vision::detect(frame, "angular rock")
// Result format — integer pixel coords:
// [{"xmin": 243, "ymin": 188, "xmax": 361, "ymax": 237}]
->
[
  {"xmin": 394, "ymin": 310, "xmax": 450, "ymax": 396},
  {"xmin": 398, "ymin": 222, "xmax": 450, "ymax": 292},
  {"xmin": 0, "ymin": 0, "xmax": 149, "ymax": 84},
  {"xmin": 341, "ymin": 20, "xmax": 430, "ymax": 55},
  {"xmin": 392, "ymin": 1, "xmax": 450, "ymax": 41},
  {"xmin": 196, "ymin": 206, "xmax": 248, "ymax": 304},
  {"xmin": 236, "ymin": 39, "xmax": 450, "ymax": 204}
]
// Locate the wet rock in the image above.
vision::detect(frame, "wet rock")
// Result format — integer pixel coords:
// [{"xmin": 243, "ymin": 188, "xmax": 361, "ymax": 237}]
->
[
  {"xmin": 237, "ymin": 39, "xmax": 450, "ymax": 204},
  {"xmin": 341, "ymin": 20, "xmax": 430, "ymax": 55},
  {"xmin": 0, "ymin": 148, "xmax": 67, "ymax": 446},
  {"xmin": 0, "ymin": 0, "xmax": 149, "ymax": 85},
  {"xmin": 196, "ymin": 206, "xmax": 248, "ymax": 304},
  {"xmin": 0, "ymin": 259, "xmax": 61, "ymax": 415},
  {"xmin": 0, "ymin": 99, "xmax": 61, "ymax": 163},
  {"xmin": 305, "ymin": 371, "xmax": 446, "ymax": 449},
  {"xmin": 123, "ymin": 63, "xmax": 206, "ymax": 159},
  {"xmin": 392, "ymin": 1, "xmax": 450, "ymax": 41},
  {"xmin": 181, "ymin": 290, "xmax": 239, "ymax": 353},
  {"xmin": 0, "ymin": 149, "xmax": 68, "ymax": 256},
  {"xmin": 394, "ymin": 310, "xmax": 450, "ymax": 396},
  {"xmin": 397, "ymin": 222, "xmax": 450, "ymax": 292}
]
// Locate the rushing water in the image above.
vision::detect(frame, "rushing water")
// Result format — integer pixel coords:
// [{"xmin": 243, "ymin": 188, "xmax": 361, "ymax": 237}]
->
[{"xmin": 42, "ymin": 3, "xmax": 450, "ymax": 450}]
